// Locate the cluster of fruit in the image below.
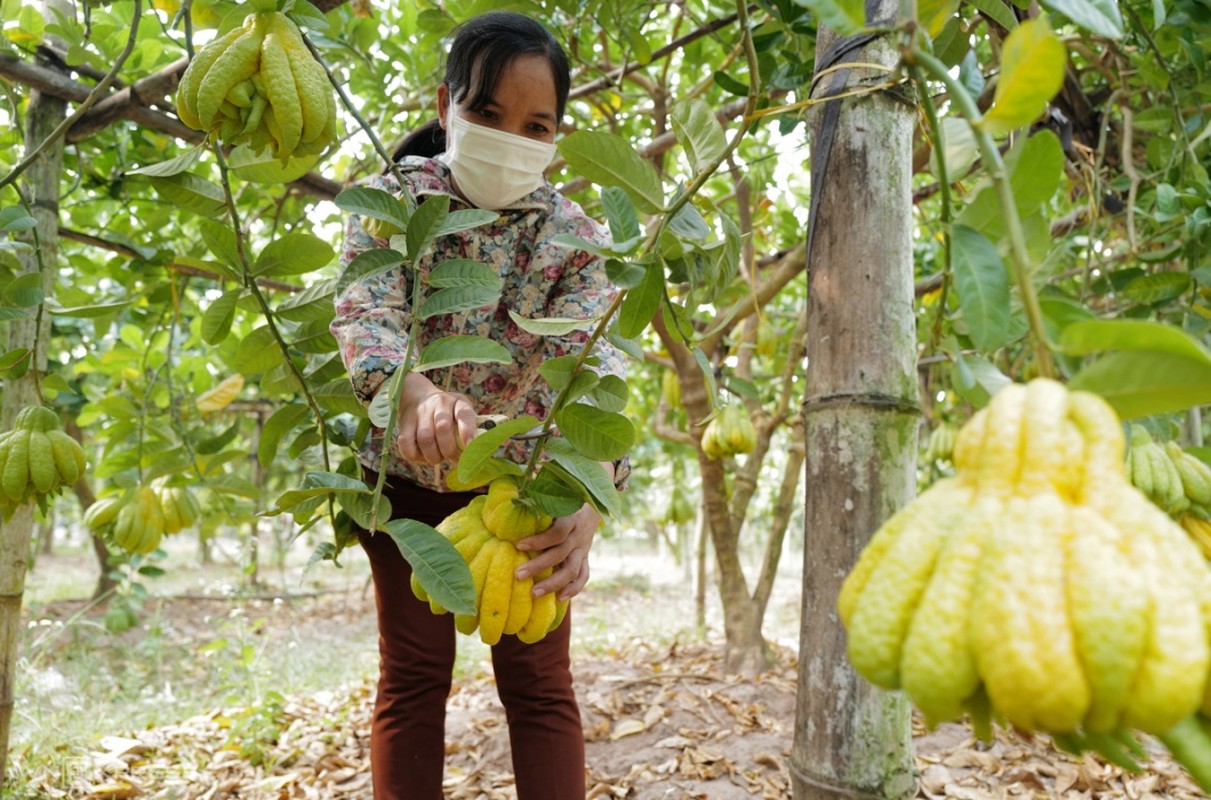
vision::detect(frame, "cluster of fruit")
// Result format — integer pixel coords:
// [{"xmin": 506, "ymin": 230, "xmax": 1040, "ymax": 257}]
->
[
  {"xmin": 921, "ymin": 420, "xmax": 958, "ymax": 464},
  {"xmin": 176, "ymin": 11, "xmax": 337, "ymax": 161},
  {"xmin": 84, "ymin": 483, "xmax": 201, "ymax": 555},
  {"xmin": 412, "ymin": 478, "xmax": 568, "ymax": 645},
  {"xmin": 701, "ymin": 405, "xmax": 756, "ymax": 460},
  {"xmin": 1126, "ymin": 425, "xmax": 1211, "ymax": 517},
  {"xmin": 840, "ymin": 378, "xmax": 1211, "ymax": 787},
  {"xmin": 0, "ymin": 406, "xmax": 87, "ymax": 520}
]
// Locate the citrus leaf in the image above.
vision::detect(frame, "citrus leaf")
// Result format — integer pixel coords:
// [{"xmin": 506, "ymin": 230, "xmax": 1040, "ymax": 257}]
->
[
  {"xmin": 979, "ymin": 18, "xmax": 1067, "ymax": 133},
  {"xmin": 555, "ymin": 403, "xmax": 635, "ymax": 461},
  {"xmin": 951, "ymin": 224, "xmax": 1011, "ymax": 351},
  {"xmin": 414, "ymin": 335, "xmax": 511, "ymax": 371},
  {"xmin": 201, "ymin": 291, "xmax": 241, "ymax": 344},
  {"xmin": 253, "ymin": 232, "xmax": 333, "ymax": 276},
  {"xmin": 558, "ymin": 131, "xmax": 664, "ymax": 213},
  {"xmin": 383, "ymin": 519, "xmax": 477, "ymax": 615},
  {"xmin": 507, "ymin": 310, "xmax": 595, "ymax": 336},
  {"xmin": 1070, "ymin": 351, "xmax": 1211, "ymax": 419}
]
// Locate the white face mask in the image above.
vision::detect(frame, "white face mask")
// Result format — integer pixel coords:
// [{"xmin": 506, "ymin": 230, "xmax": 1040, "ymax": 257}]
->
[{"xmin": 441, "ymin": 112, "xmax": 557, "ymax": 210}]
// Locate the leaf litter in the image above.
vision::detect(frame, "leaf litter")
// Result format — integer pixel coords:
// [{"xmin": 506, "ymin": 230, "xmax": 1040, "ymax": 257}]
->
[{"xmin": 20, "ymin": 591, "xmax": 1211, "ymax": 799}]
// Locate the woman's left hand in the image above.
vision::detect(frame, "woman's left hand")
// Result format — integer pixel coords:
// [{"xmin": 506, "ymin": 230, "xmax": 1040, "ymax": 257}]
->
[{"xmin": 513, "ymin": 503, "xmax": 602, "ymax": 601}]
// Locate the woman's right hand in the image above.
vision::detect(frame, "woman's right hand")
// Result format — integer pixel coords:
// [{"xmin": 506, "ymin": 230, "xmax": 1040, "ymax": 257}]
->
[{"xmin": 395, "ymin": 373, "xmax": 479, "ymax": 466}]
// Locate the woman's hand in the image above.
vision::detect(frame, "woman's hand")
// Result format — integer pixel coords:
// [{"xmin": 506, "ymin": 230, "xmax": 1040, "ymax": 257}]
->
[
  {"xmin": 395, "ymin": 373, "xmax": 479, "ymax": 466},
  {"xmin": 514, "ymin": 503, "xmax": 602, "ymax": 601}
]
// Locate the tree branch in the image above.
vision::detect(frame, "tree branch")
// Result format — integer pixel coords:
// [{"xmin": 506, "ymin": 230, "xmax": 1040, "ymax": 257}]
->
[
  {"xmin": 568, "ymin": 8, "xmax": 750, "ymax": 100},
  {"xmin": 58, "ymin": 227, "xmax": 303, "ymax": 293}
]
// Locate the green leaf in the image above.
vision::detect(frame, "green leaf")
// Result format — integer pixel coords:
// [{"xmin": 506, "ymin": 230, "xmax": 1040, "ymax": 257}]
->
[
  {"xmin": 202, "ymin": 291, "xmax": 241, "ymax": 345},
  {"xmin": 46, "ymin": 301, "xmax": 130, "ymax": 318},
  {"xmin": 600, "ymin": 186, "xmax": 640, "ymax": 242},
  {"xmin": 714, "ymin": 71, "xmax": 750, "ymax": 96},
  {"xmin": 920, "ymin": 0, "xmax": 960, "ymax": 35},
  {"xmin": 968, "ymin": 0, "xmax": 1017, "ymax": 29},
  {"xmin": 427, "ymin": 259, "xmax": 501, "ymax": 289},
  {"xmin": 336, "ymin": 248, "xmax": 405, "ymax": 295},
  {"xmin": 0, "ymin": 347, "xmax": 31, "ymax": 373},
  {"xmin": 557, "ymin": 131, "xmax": 664, "ymax": 214},
  {"xmin": 334, "ymin": 187, "xmax": 411, "ymax": 230},
  {"xmin": 444, "ymin": 457, "xmax": 522, "ymax": 491},
  {"xmin": 195, "ymin": 417, "xmax": 242, "ymax": 455},
  {"xmin": 126, "ymin": 145, "xmax": 205, "ymax": 177},
  {"xmin": 382, "ymin": 519, "xmax": 477, "ymax": 616},
  {"xmin": 414, "ymin": 335, "xmax": 511, "ymax": 372},
  {"xmin": 666, "ymin": 203, "xmax": 711, "ymax": 241},
  {"xmin": 337, "ymin": 490, "xmax": 392, "ymax": 532},
  {"xmin": 420, "ymin": 285, "xmax": 501, "ymax": 318},
  {"xmin": 507, "ymin": 310, "xmax": 595, "ymax": 337},
  {"xmin": 950, "ymin": 225, "xmax": 1011, "ymax": 351},
  {"xmin": 1070, "ymin": 351, "xmax": 1211, "ymax": 419},
  {"xmin": 791, "ymin": 0, "xmax": 864, "ymax": 34},
  {"xmin": 1058, "ymin": 319, "xmax": 1211, "ymax": 363},
  {"xmin": 149, "ymin": 173, "xmax": 227, "ymax": 217},
  {"xmin": 564, "ymin": 371, "xmax": 601, "ymax": 403},
  {"xmin": 227, "ymin": 142, "xmax": 323, "ymax": 184},
  {"xmin": 951, "ymin": 353, "xmax": 1012, "ymax": 408},
  {"xmin": 555, "ymin": 403, "xmax": 635, "ymax": 461},
  {"xmin": 253, "ymin": 233, "xmax": 334, "ymax": 276},
  {"xmin": 314, "ymin": 379, "xmax": 365, "ymax": 416},
  {"xmin": 435, "ymin": 209, "xmax": 498, "ymax": 237},
  {"xmin": 1120, "ymin": 272, "xmax": 1190, "ymax": 306},
  {"xmin": 670, "ymin": 99, "xmax": 727, "ymax": 172},
  {"xmin": 1039, "ymin": 0, "xmax": 1123, "ymax": 38},
  {"xmin": 3, "ymin": 273, "xmax": 43, "ymax": 308},
  {"xmin": 455, "ymin": 416, "xmax": 541, "ymax": 485},
  {"xmin": 618, "ymin": 261, "xmax": 663, "ymax": 339},
  {"xmin": 979, "ymin": 18, "xmax": 1067, "ymax": 134},
  {"xmin": 589, "ymin": 374, "xmax": 629, "ymax": 413},
  {"xmin": 198, "ymin": 219, "xmax": 241, "ymax": 270},
  {"xmin": 957, "ymin": 131, "xmax": 1064, "ymax": 238},
  {"xmin": 406, "ymin": 194, "xmax": 451, "ymax": 263},
  {"xmin": 0, "ymin": 207, "xmax": 37, "ymax": 232},
  {"xmin": 276, "ymin": 279, "xmax": 336, "ymax": 323},
  {"xmin": 271, "ymin": 471, "xmax": 370, "ymax": 512},
  {"xmin": 606, "ymin": 259, "xmax": 646, "ymax": 289},
  {"xmin": 529, "ymin": 466, "xmax": 591, "ymax": 518},
  {"xmin": 540, "ymin": 355, "xmax": 582, "ymax": 390},
  {"xmin": 233, "ymin": 325, "xmax": 286, "ymax": 374},
  {"xmin": 544, "ymin": 438, "xmax": 622, "ymax": 519}
]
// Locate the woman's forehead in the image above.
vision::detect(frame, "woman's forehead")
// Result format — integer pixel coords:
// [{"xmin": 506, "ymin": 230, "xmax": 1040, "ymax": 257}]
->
[{"xmin": 469, "ymin": 54, "xmax": 557, "ymax": 112}]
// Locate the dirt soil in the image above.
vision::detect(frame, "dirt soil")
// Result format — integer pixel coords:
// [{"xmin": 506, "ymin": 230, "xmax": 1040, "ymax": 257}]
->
[{"xmin": 21, "ymin": 576, "xmax": 1210, "ymax": 799}]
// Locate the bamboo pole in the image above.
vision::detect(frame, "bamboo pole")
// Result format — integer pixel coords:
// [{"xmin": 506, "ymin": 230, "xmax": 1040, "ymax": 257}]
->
[{"xmin": 791, "ymin": 13, "xmax": 918, "ymax": 800}]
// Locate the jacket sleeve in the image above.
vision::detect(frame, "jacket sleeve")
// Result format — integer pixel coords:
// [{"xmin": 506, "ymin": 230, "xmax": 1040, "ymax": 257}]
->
[{"xmin": 330, "ymin": 177, "xmax": 414, "ymax": 406}]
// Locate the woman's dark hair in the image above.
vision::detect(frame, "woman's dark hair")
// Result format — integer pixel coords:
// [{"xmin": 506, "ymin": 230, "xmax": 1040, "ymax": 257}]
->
[{"xmin": 392, "ymin": 12, "xmax": 571, "ymax": 162}]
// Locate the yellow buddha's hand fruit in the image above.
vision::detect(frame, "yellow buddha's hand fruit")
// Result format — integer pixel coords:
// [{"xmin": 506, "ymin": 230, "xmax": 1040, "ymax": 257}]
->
[
  {"xmin": 111, "ymin": 486, "xmax": 167, "ymax": 555},
  {"xmin": 421, "ymin": 492, "xmax": 565, "ymax": 645},
  {"xmin": 701, "ymin": 405, "xmax": 757, "ymax": 460},
  {"xmin": 481, "ymin": 476, "xmax": 552, "ymax": 543},
  {"xmin": 840, "ymin": 376, "xmax": 1211, "ymax": 790},
  {"xmin": 176, "ymin": 10, "xmax": 338, "ymax": 163}
]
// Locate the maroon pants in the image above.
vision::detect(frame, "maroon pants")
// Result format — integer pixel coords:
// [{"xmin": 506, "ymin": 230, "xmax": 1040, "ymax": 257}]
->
[{"xmin": 357, "ymin": 473, "xmax": 585, "ymax": 800}]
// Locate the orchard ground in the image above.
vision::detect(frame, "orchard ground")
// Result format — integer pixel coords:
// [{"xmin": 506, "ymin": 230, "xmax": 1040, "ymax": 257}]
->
[{"xmin": 11, "ymin": 523, "xmax": 1206, "ymax": 799}]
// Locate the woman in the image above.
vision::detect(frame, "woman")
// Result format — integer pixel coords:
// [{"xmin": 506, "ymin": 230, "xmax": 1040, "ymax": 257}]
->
[{"xmin": 330, "ymin": 12, "xmax": 628, "ymax": 800}]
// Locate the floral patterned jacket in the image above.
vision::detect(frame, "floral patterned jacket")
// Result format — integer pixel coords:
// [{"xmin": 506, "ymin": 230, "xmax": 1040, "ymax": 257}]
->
[{"xmin": 331, "ymin": 157, "xmax": 630, "ymax": 493}]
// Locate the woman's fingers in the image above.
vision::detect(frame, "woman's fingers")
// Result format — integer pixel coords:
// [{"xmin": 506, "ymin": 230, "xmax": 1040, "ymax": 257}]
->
[{"xmin": 397, "ymin": 392, "xmax": 478, "ymax": 465}]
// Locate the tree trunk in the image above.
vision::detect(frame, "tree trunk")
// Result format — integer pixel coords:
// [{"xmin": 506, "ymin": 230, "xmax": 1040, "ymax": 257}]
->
[
  {"xmin": 0, "ymin": 21, "xmax": 66, "ymax": 784},
  {"xmin": 791, "ymin": 11, "xmax": 918, "ymax": 800},
  {"xmin": 694, "ymin": 512, "xmax": 708, "ymax": 630}
]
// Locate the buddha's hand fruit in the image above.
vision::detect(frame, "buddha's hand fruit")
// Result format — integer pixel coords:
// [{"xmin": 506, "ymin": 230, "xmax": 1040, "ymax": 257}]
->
[
  {"xmin": 481, "ymin": 476, "xmax": 552, "ymax": 542},
  {"xmin": 418, "ymin": 490, "xmax": 568, "ymax": 645},
  {"xmin": 176, "ymin": 11, "xmax": 337, "ymax": 162},
  {"xmin": 1125, "ymin": 426, "xmax": 1190, "ymax": 515},
  {"xmin": 111, "ymin": 486, "xmax": 167, "ymax": 555},
  {"xmin": 841, "ymin": 378, "xmax": 1211, "ymax": 774},
  {"xmin": 0, "ymin": 406, "xmax": 87, "ymax": 520},
  {"xmin": 158, "ymin": 485, "xmax": 201, "ymax": 534},
  {"xmin": 701, "ymin": 405, "xmax": 757, "ymax": 460},
  {"xmin": 923, "ymin": 421, "xmax": 958, "ymax": 464}
]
